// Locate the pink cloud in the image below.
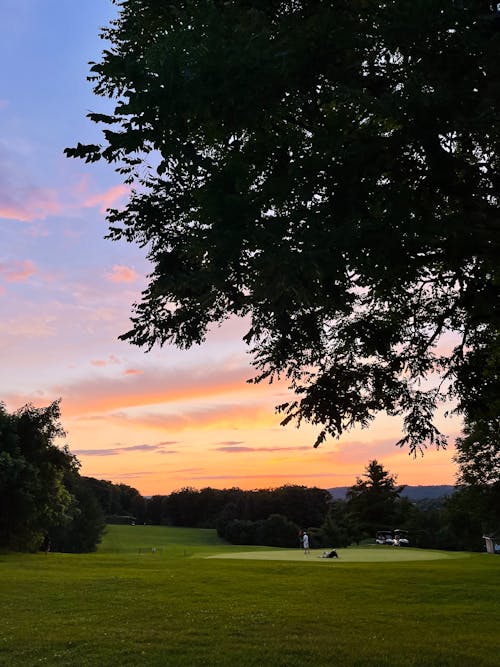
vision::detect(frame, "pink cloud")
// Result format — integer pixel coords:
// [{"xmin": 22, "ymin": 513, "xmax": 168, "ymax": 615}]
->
[
  {"xmin": 90, "ymin": 355, "xmax": 122, "ymax": 367},
  {"xmin": 123, "ymin": 368, "xmax": 143, "ymax": 375},
  {"xmin": 106, "ymin": 265, "xmax": 139, "ymax": 283},
  {"xmin": 0, "ymin": 188, "xmax": 61, "ymax": 222},
  {"xmin": 0, "ymin": 260, "xmax": 36, "ymax": 282},
  {"xmin": 83, "ymin": 183, "xmax": 130, "ymax": 213},
  {"xmin": 0, "ymin": 170, "xmax": 130, "ymax": 224},
  {"xmin": 0, "ymin": 314, "xmax": 56, "ymax": 338}
]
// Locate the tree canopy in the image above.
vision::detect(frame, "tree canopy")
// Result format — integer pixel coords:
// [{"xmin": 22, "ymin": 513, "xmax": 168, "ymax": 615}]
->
[
  {"xmin": 0, "ymin": 401, "xmax": 106, "ymax": 553},
  {"xmin": 454, "ymin": 417, "xmax": 500, "ymax": 486},
  {"xmin": 0, "ymin": 401, "xmax": 77, "ymax": 551},
  {"xmin": 67, "ymin": 0, "xmax": 500, "ymax": 451}
]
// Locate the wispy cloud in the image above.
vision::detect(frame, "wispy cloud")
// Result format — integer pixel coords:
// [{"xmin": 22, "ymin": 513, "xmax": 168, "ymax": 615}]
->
[
  {"xmin": 191, "ymin": 472, "xmax": 357, "ymax": 481},
  {"xmin": 0, "ymin": 314, "xmax": 56, "ymax": 338},
  {"xmin": 0, "ymin": 260, "xmax": 36, "ymax": 282},
  {"xmin": 20, "ymin": 361, "xmax": 276, "ymax": 417},
  {"xmin": 312, "ymin": 437, "xmax": 426, "ymax": 466},
  {"xmin": 0, "ymin": 167, "xmax": 130, "ymax": 223},
  {"xmin": 82, "ymin": 183, "xmax": 130, "ymax": 213},
  {"xmin": 90, "ymin": 355, "xmax": 121, "ymax": 368},
  {"xmin": 73, "ymin": 442, "xmax": 179, "ymax": 457},
  {"xmin": 215, "ymin": 445, "xmax": 310, "ymax": 453},
  {"xmin": 0, "ymin": 187, "xmax": 61, "ymax": 222},
  {"xmin": 115, "ymin": 403, "xmax": 278, "ymax": 432},
  {"xmin": 90, "ymin": 471, "xmax": 156, "ymax": 480}
]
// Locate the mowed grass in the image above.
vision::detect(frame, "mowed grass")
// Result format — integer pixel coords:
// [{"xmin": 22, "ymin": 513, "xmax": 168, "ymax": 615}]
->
[{"xmin": 0, "ymin": 525, "xmax": 499, "ymax": 666}]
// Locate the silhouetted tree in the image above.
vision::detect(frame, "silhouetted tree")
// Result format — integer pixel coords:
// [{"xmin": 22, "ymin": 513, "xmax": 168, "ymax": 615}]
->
[
  {"xmin": 346, "ymin": 460, "xmax": 410, "ymax": 536},
  {"xmin": 50, "ymin": 474, "xmax": 106, "ymax": 553},
  {"xmin": 257, "ymin": 514, "xmax": 300, "ymax": 548},
  {"xmin": 321, "ymin": 500, "xmax": 362, "ymax": 548},
  {"xmin": 454, "ymin": 418, "xmax": 500, "ymax": 486},
  {"xmin": 0, "ymin": 401, "xmax": 77, "ymax": 551},
  {"xmin": 67, "ymin": 0, "xmax": 500, "ymax": 454}
]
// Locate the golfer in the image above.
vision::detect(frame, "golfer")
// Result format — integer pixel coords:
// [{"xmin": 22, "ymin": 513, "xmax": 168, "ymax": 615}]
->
[{"xmin": 302, "ymin": 531, "xmax": 310, "ymax": 555}]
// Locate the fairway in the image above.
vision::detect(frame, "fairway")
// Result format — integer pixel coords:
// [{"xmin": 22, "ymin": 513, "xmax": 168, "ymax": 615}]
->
[
  {"xmin": 208, "ymin": 546, "xmax": 470, "ymax": 562},
  {"xmin": 1, "ymin": 525, "xmax": 499, "ymax": 666}
]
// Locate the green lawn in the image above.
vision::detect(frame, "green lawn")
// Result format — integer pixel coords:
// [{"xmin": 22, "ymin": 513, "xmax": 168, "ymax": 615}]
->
[{"xmin": 0, "ymin": 525, "xmax": 499, "ymax": 666}]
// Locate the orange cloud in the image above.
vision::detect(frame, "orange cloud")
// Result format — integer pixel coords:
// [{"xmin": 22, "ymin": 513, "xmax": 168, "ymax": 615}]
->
[
  {"xmin": 106, "ymin": 265, "xmax": 139, "ymax": 283},
  {"xmin": 314, "ymin": 438, "xmax": 407, "ymax": 466},
  {"xmin": 215, "ymin": 444, "xmax": 309, "ymax": 453},
  {"xmin": 0, "ymin": 260, "xmax": 36, "ymax": 282},
  {"xmin": 90, "ymin": 355, "xmax": 121, "ymax": 368},
  {"xmin": 112, "ymin": 402, "xmax": 279, "ymax": 432},
  {"xmin": 29, "ymin": 362, "xmax": 284, "ymax": 417}
]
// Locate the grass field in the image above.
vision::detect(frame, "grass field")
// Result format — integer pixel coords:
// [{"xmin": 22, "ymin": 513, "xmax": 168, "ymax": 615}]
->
[{"xmin": 1, "ymin": 525, "xmax": 499, "ymax": 666}]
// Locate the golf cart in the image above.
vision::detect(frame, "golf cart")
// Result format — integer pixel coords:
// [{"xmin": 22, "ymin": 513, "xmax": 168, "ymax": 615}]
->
[
  {"xmin": 375, "ymin": 531, "xmax": 394, "ymax": 545},
  {"xmin": 375, "ymin": 530, "xmax": 410, "ymax": 546},
  {"xmin": 393, "ymin": 529, "xmax": 410, "ymax": 546}
]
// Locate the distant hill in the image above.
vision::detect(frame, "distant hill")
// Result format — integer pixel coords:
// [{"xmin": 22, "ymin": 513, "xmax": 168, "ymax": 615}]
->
[{"xmin": 328, "ymin": 485, "xmax": 455, "ymax": 501}]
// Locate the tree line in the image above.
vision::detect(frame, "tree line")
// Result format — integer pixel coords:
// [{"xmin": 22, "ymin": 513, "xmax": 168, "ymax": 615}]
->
[
  {"xmin": 146, "ymin": 460, "xmax": 499, "ymax": 553},
  {"xmin": 2, "ymin": 401, "xmax": 498, "ymax": 554}
]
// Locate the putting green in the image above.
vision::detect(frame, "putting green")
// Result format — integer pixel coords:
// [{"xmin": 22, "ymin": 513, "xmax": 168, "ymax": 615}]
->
[{"xmin": 207, "ymin": 547, "xmax": 470, "ymax": 562}]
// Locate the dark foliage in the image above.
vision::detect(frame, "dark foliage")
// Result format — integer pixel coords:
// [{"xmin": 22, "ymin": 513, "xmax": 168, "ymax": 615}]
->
[
  {"xmin": 320, "ymin": 500, "xmax": 362, "ymax": 548},
  {"xmin": 84, "ymin": 477, "xmax": 147, "ymax": 523},
  {"xmin": 49, "ymin": 474, "xmax": 106, "ymax": 553},
  {"xmin": 218, "ymin": 514, "xmax": 300, "ymax": 548},
  {"xmin": 145, "ymin": 484, "xmax": 331, "ymax": 531},
  {"xmin": 67, "ymin": 0, "xmax": 500, "ymax": 453},
  {"xmin": 0, "ymin": 401, "xmax": 77, "ymax": 552},
  {"xmin": 454, "ymin": 418, "xmax": 500, "ymax": 486},
  {"xmin": 345, "ymin": 460, "xmax": 412, "ymax": 537},
  {"xmin": 0, "ymin": 402, "xmax": 108, "ymax": 553}
]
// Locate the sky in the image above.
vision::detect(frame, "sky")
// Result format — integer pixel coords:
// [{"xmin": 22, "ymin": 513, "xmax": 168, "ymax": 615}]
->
[{"xmin": 0, "ymin": 0, "xmax": 462, "ymax": 495}]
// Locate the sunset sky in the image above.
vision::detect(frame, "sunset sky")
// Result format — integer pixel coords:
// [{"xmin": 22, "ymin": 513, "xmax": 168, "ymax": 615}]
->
[{"xmin": 1, "ymin": 0, "xmax": 461, "ymax": 495}]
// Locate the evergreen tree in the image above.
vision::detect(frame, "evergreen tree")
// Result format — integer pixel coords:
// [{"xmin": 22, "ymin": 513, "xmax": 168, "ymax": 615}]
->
[{"xmin": 346, "ymin": 460, "xmax": 409, "ymax": 536}]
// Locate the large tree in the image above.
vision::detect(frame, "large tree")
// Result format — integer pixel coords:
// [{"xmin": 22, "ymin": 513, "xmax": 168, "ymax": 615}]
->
[
  {"xmin": 0, "ymin": 401, "xmax": 76, "ymax": 551},
  {"xmin": 67, "ymin": 1, "xmax": 500, "ymax": 451},
  {"xmin": 0, "ymin": 402, "xmax": 107, "ymax": 552}
]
